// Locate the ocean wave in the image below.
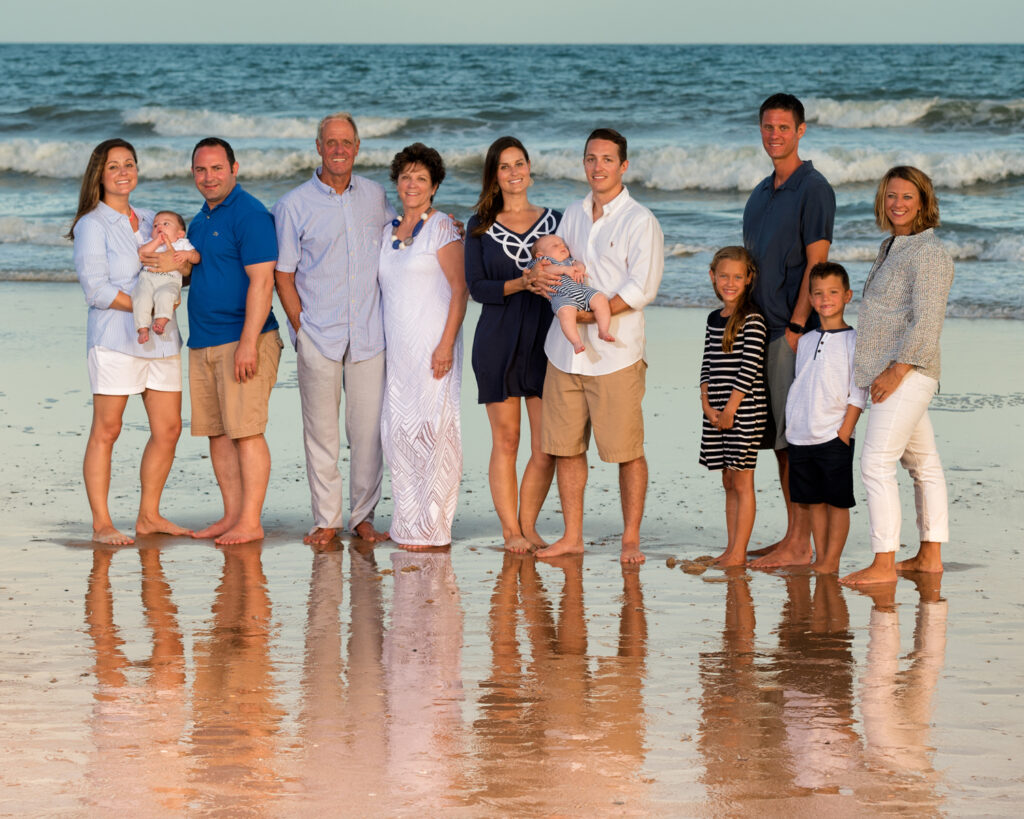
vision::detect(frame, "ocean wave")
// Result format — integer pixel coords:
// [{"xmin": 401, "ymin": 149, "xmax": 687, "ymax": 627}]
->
[
  {"xmin": 0, "ymin": 216, "xmax": 67, "ymax": 246},
  {"xmin": 122, "ymin": 107, "xmax": 407, "ymax": 140},
  {"xmin": 5, "ymin": 138, "xmax": 1024, "ymax": 191},
  {"xmin": 832, "ymin": 235, "xmax": 1024, "ymax": 264},
  {"xmin": 807, "ymin": 96, "xmax": 1024, "ymax": 129}
]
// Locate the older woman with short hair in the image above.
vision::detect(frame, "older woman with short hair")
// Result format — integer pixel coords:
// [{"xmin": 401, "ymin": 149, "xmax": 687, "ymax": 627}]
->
[
  {"xmin": 378, "ymin": 143, "xmax": 467, "ymax": 550},
  {"xmin": 841, "ymin": 166, "xmax": 954, "ymax": 586}
]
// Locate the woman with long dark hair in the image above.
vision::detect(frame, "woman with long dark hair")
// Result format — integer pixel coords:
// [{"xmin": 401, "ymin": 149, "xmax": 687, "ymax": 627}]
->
[
  {"xmin": 464, "ymin": 136, "xmax": 557, "ymax": 553},
  {"xmin": 69, "ymin": 139, "xmax": 189, "ymax": 544}
]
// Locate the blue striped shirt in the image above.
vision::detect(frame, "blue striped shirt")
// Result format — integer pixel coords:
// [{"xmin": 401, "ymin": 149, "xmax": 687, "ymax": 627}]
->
[
  {"xmin": 272, "ymin": 171, "xmax": 396, "ymax": 362},
  {"xmin": 73, "ymin": 202, "xmax": 182, "ymax": 357}
]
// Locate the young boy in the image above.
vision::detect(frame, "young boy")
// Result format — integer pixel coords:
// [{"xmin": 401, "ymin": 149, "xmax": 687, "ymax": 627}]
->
[
  {"xmin": 528, "ymin": 234, "xmax": 614, "ymax": 354},
  {"xmin": 785, "ymin": 262, "xmax": 868, "ymax": 573},
  {"xmin": 134, "ymin": 211, "xmax": 200, "ymax": 344}
]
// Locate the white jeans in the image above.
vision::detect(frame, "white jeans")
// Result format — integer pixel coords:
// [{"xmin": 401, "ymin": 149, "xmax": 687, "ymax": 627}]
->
[{"xmin": 860, "ymin": 370, "xmax": 949, "ymax": 554}]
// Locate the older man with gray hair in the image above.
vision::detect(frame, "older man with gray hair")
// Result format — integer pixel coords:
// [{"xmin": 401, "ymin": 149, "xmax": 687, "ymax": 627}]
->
[{"xmin": 273, "ymin": 112, "xmax": 396, "ymax": 545}]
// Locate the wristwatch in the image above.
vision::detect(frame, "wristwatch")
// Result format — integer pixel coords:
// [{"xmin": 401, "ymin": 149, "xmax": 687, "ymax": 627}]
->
[{"xmin": 787, "ymin": 322, "xmax": 806, "ymax": 335}]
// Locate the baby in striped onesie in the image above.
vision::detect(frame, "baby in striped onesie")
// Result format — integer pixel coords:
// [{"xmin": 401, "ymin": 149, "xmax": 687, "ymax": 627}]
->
[{"xmin": 529, "ymin": 234, "xmax": 614, "ymax": 354}]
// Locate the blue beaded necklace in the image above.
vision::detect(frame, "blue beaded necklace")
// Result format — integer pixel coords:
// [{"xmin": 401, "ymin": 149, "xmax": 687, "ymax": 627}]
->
[{"xmin": 391, "ymin": 210, "xmax": 431, "ymax": 250}]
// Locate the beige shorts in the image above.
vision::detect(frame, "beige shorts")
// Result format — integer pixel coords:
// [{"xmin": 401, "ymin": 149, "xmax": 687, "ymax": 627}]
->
[
  {"xmin": 541, "ymin": 359, "xmax": 646, "ymax": 463},
  {"xmin": 87, "ymin": 346, "xmax": 181, "ymax": 395},
  {"xmin": 189, "ymin": 330, "xmax": 282, "ymax": 439}
]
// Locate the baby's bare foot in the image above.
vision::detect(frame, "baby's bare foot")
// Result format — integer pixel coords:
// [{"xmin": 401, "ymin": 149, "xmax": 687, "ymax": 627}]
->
[
  {"xmin": 599, "ymin": 331, "xmax": 616, "ymax": 343},
  {"xmin": 137, "ymin": 328, "xmax": 150, "ymax": 344},
  {"xmin": 153, "ymin": 318, "xmax": 168, "ymax": 335}
]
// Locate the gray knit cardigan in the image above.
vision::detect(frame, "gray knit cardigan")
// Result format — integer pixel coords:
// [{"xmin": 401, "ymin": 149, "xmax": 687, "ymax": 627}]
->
[{"xmin": 853, "ymin": 228, "xmax": 955, "ymax": 389}]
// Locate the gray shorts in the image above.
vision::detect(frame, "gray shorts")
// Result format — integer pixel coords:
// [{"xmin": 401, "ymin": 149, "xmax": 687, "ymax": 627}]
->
[
  {"xmin": 765, "ymin": 334, "xmax": 796, "ymax": 450},
  {"xmin": 551, "ymin": 274, "xmax": 599, "ymax": 314}
]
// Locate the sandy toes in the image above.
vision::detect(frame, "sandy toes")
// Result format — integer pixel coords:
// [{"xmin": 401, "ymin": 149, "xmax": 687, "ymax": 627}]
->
[
  {"xmin": 92, "ymin": 526, "xmax": 134, "ymax": 546},
  {"xmin": 303, "ymin": 527, "xmax": 338, "ymax": 546},
  {"xmin": 353, "ymin": 521, "xmax": 390, "ymax": 543}
]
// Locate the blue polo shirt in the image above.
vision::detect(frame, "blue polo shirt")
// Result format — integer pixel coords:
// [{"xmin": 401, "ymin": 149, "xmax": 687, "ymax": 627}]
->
[
  {"xmin": 186, "ymin": 184, "xmax": 279, "ymax": 349},
  {"xmin": 743, "ymin": 160, "xmax": 835, "ymax": 340}
]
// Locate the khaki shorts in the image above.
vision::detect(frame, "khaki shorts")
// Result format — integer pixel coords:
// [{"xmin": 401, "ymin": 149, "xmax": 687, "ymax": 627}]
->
[
  {"xmin": 189, "ymin": 330, "xmax": 282, "ymax": 439},
  {"xmin": 541, "ymin": 359, "xmax": 646, "ymax": 463}
]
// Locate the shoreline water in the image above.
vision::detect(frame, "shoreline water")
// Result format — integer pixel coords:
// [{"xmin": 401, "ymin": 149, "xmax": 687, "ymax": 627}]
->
[{"xmin": 1, "ymin": 281, "xmax": 1022, "ymax": 814}]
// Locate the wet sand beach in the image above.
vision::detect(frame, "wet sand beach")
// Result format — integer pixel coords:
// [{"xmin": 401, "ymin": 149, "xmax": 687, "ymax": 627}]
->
[{"xmin": 1, "ymin": 281, "xmax": 1023, "ymax": 816}]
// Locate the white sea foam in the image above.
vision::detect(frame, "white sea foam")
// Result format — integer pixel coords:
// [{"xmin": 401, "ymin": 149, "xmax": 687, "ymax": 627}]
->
[
  {"xmin": 806, "ymin": 97, "xmax": 940, "ymax": 128},
  {"xmin": 832, "ymin": 235, "xmax": 1024, "ymax": 264},
  {"xmin": 0, "ymin": 217, "xmax": 67, "ymax": 246},
  {"xmin": 806, "ymin": 96, "xmax": 1024, "ymax": 129},
  {"xmin": 4, "ymin": 138, "xmax": 1024, "ymax": 192},
  {"xmin": 123, "ymin": 107, "xmax": 407, "ymax": 139}
]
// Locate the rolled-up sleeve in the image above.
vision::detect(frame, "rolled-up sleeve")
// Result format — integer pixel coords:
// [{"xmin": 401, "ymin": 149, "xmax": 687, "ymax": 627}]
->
[
  {"xmin": 74, "ymin": 217, "xmax": 121, "ymax": 309},
  {"xmin": 894, "ymin": 244, "xmax": 954, "ymax": 370},
  {"xmin": 616, "ymin": 214, "xmax": 664, "ymax": 310}
]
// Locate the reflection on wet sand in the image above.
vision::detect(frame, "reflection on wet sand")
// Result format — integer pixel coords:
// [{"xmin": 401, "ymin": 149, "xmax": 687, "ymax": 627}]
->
[
  {"xmin": 83, "ymin": 548, "xmax": 189, "ymax": 815},
  {"xmin": 469, "ymin": 554, "xmax": 649, "ymax": 813},
  {"xmin": 189, "ymin": 544, "xmax": 285, "ymax": 813},
  {"xmin": 857, "ymin": 575, "xmax": 948, "ymax": 813},
  {"xmin": 296, "ymin": 541, "xmax": 387, "ymax": 810},
  {"xmin": 384, "ymin": 549, "xmax": 466, "ymax": 809},
  {"xmin": 698, "ymin": 570, "xmax": 948, "ymax": 813}
]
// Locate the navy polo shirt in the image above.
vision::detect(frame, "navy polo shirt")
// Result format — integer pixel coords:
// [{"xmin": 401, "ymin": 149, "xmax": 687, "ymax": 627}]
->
[
  {"xmin": 743, "ymin": 160, "xmax": 835, "ymax": 340},
  {"xmin": 186, "ymin": 184, "xmax": 279, "ymax": 349}
]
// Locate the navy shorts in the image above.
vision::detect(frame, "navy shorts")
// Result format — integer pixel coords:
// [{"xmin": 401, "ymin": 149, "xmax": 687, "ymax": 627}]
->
[{"xmin": 787, "ymin": 437, "xmax": 856, "ymax": 508}]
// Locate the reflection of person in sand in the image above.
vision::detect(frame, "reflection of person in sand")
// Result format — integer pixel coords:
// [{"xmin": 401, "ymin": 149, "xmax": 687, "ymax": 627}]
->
[
  {"xmin": 83, "ymin": 548, "xmax": 188, "ymax": 813},
  {"xmin": 188, "ymin": 546, "xmax": 284, "ymax": 813},
  {"xmin": 470, "ymin": 553, "xmax": 649, "ymax": 812},
  {"xmin": 294, "ymin": 541, "xmax": 387, "ymax": 810},
  {"xmin": 384, "ymin": 550, "xmax": 465, "ymax": 808},
  {"xmin": 856, "ymin": 576, "xmax": 948, "ymax": 811},
  {"xmin": 698, "ymin": 571, "xmax": 860, "ymax": 806}
]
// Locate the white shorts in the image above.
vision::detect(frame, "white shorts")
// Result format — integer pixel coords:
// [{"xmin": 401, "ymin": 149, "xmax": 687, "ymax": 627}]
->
[{"xmin": 87, "ymin": 346, "xmax": 182, "ymax": 395}]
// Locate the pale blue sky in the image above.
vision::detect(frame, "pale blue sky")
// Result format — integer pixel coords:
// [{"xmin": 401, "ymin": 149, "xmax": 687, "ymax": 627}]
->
[{"xmin": 5, "ymin": 0, "xmax": 1023, "ymax": 43}]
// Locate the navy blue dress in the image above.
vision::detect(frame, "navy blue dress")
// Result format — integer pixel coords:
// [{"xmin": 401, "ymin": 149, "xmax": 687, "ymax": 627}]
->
[{"xmin": 465, "ymin": 209, "xmax": 560, "ymax": 404}]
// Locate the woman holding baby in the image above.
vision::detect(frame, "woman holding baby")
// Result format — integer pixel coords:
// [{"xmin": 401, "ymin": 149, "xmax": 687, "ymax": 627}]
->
[{"xmin": 69, "ymin": 138, "xmax": 189, "ymax": 544}]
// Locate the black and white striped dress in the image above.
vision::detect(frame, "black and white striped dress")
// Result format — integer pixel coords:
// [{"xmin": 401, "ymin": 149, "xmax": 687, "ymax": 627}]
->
[{"xmin": 699, "ymin": 309, "xmax": 768, "ymax": 471}]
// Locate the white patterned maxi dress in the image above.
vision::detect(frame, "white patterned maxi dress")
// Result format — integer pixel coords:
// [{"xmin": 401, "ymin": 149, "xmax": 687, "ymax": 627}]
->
[{"xmin": 378, "ymin": 214, "xmax": 464, "ymax": 546}]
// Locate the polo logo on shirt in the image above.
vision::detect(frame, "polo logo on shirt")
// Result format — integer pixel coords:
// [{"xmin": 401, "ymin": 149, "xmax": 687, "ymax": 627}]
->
[{"xmin": 212, "ymin": 231, "xmax": 219, "ymax": 237}]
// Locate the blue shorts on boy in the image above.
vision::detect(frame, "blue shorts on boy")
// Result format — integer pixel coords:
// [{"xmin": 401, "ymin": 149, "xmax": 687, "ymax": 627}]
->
[{"xmin": 785, "ymin": 327, "xmax": 867, "ymax": 506}]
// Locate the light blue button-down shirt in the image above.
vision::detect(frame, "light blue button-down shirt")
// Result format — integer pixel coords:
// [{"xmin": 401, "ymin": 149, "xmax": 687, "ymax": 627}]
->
[
  {"xmin": 73, "ymin": 202, "xmax": 182, "ymax": 357},
  {"xmin": 272, "ymin": 170, "xmax": 396, "ymax": 362}
]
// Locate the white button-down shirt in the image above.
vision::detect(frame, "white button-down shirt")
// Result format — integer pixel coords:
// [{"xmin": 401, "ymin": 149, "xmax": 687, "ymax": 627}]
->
[
  {"xmin": 272, "ymin": 170, "xmax": 396, "ymax": 362},
  {"xmin": 545, "ymin": 186, "xmax": 664, "ymax": 375}
]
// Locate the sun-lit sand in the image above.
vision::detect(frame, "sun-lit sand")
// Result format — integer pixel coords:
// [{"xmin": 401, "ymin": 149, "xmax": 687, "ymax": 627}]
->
[{"xmin": 1, "ymin": 282, "xmax": 1023, "ymax": 815}]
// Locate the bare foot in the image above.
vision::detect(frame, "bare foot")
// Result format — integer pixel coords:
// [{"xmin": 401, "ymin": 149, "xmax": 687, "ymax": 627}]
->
[
  {"xmin": 396, "ymin": 542, "xmax": 449, "ymax": 552},
  {"xmin": 896, "ymin": 542, "xmax": 944, "ymax": 574},
  {"xmin": 537, "ymin": 536, "xmax": 584, "ymax": 559},
  {"xmin": 304, "ymin": 527, "xmax": 338, "ymax": 546},
  {"xmin": 193, "ymin": 516, "xmax": 236, "ymax": 540},
  {"xmin": 573, "ymin": 341, "xmax": 585, "ymax": 354},
  {"xmin": 810, "ymin": 558, "xmax": 841, "ymax": 575},
  {"xmin": 598, "ymin": 330, "xmax": 616, "ymax": 343},
  {"xmin": 153, "ymin": 317, "xmax": 168, "ymax": 335},
  {"xmin": 137, "ymin": 328, "xmax": 150, "ymax": 344},
  {"xmin": 353, "ymin": 520, "xmax": 390, "ymax": 543},
  {"xmin": 620, "ymin": 540, "xmax": 646, "ymax": 564},
  {"xmin": 747, "ymin": 536, "xmax": 786, "ymax": 557},
  {"xmin": 711, "ymin": 548, "xmax": 747, "ymax": 567},
  {"xmin": 93, "ymin": 525, "xmax": 134, "ymax": 546},
  {"xmin": 214, "ymin": 525, "xmax": 265, "ymax": 546},
  {"xmin": 750, "ymin": 541, "xmax": 812, "ymax": 568},
  {"xmin": 840, "ymin": 554, "xmax": 897, "ymax": 586},
  {"xmin": 136, "ymin": 515, "xmax": 193, "ymax": 536},
  {"xmin": 522, "ymin": 525, "xmax": 549, "ymax": 548},
  {"xmin": 504, "ymin": 534, "xmax": 535, "ymax": 554}
]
